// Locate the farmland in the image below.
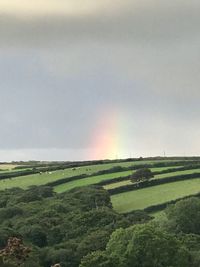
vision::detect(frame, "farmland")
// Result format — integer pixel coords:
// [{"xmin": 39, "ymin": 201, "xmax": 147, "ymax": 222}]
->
[
  {"xmin": 0, "ymin": 159, "xmax": 183, "ymax": 190},
  {"xmin": 54, "ymin": 165, "xmax": 183, "ymax": 193},
  {"xmin": 103, "ymin": 167, "xmax": 200, "ymax": 190},
  {"xmin": 1, "ymin": 157, "xmax": 200, "ymax": 267},
  {"xmin": 111, "ymin": 178, "xmax": 200, "ymax": 213},
  {"xmin": 0, "ymin": 158, "xmax": 200, "ymax": 215}
]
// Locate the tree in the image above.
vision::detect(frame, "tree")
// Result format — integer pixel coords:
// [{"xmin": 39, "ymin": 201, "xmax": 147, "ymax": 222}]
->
[
  {"xmin": 106, "ymin": 224, "xmax": 190, "ymax": 267},
  {"xmin": 0, "ymin": 237, "xmax": 31, "ymax": 266},
  {"xmin": 165, "ymin": 197, "xmax": 200, "ymax": 234},
  {"xmin": 79, "ymin": 251, "xmax": 116, "ymax": 267},
  {"xmin": 131, "ymin": 168, "xmax": 154, "ymax": 183}
]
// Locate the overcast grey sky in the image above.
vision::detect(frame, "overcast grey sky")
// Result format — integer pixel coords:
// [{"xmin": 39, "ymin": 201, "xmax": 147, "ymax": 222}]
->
[{"xmin": 0, "ymin": 0, "xmax": 199, "ymax": 161}]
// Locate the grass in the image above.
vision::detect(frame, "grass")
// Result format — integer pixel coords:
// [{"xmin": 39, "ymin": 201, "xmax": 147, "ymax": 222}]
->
[
  {"xmin": 154, "ymin": 168, "xmax": 200, "ymax": 179},
  {"xmin": 104, "ymin": 180, "xmax": 133, "ymax": 190},
  {"xmin": 0, "ymin": 164, "xmax": 19, "ymax": 171},
  {"xmin": 104, "ymin": 167, "xmax": 200, "ymax": 190},
  {"xmin": 111, "ymin": 178, "xmax": 200, "ymax": 213},
  {"xmin": 54, "ymin": 166, "xmax": 183, "ymax": 193},
  {"xmin": 0, "ymin": 160, "xmax": 182, "ymax": 190},
  {"xmin": 150, "ymin": 211, "xmax": 166, "ymax": 220},
  {"xmin": 54, "ymin": 170, "xmax": 133, "ymax": 193}
]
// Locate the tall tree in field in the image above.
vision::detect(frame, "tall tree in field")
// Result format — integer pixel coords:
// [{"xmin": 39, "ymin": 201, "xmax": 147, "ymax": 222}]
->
[{"xmin": 131, "ymin": 168, "xmax": 154, "ymax": 183}]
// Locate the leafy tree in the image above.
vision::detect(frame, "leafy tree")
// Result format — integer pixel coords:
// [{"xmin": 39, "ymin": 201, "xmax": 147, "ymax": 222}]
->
[
  {"xmin": 24, "ymin": 226, "xmax": 47, "ymax": 247},
  {"xmin": 79, "ymin": 251, "xmax": 116, "ymax": 267},
  {"xmin": 0, "ymin": 237, "xmax": 31, "ymax": 266},
  {"xmin": 106, "ymin": 224, "xmax": 190, "ymax": 267},
  {"xmin": 165, "ymin": 197, "xmax": 200, "ymax": 234},
  {"xmin": 131, "ymin": 168, "xmax": 154, "ymax": 183}
]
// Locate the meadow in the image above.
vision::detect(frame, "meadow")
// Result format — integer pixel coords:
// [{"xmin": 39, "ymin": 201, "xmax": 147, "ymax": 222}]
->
[
  {"xmin": 0, "ymin": 160, "xmax": 182, "ymax": 190},
  {"xmin": 53, "ymin": 166, "xmax": 184, "ymax": 193},
  {"xmin": 111, "ymin": 178, "xmax": 200, "ymax": 213},
  {"xmin": 1, "ymin": 158, "xmax": 200, "ymax": 216},
  {"xmin": 104, "ymin": 167, "xmax": 200, "ymax": 190}
]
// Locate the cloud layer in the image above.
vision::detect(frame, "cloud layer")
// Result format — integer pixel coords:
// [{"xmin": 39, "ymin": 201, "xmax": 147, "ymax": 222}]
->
[{"xmin": 0, "ymin": 0, "xmax": 199, "ymax": 160}]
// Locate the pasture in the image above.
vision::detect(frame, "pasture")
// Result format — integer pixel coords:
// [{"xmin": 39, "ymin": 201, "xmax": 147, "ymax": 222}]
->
[
  {"xmin": 111, "ymin": 178, "xmax": 200, "ymax": 213},
  {"xmin": 104, "ymin": 167, "xmax": 200, "ymax": 190},
  {"xmin": 1, "ymin": 158, "xmax": 200, "ymax": 216},
  {"xmin": 0, "ymin": 160, "xmax": 183, "ymax": 190},
  {"xmin": 54, "ymin": 166, "xmax": 183, "ymax": 193}
]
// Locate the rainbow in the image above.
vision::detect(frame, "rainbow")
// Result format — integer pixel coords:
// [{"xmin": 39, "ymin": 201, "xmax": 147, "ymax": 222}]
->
[{"xmin": 88, "ymin": 108, "xmax": 129, "ymax": 160}]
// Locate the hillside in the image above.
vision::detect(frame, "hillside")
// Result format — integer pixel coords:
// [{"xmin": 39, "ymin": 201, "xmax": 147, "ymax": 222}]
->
[{"xmin": 1, "ymin": 157, "xmax": 200, "ymax": 266}]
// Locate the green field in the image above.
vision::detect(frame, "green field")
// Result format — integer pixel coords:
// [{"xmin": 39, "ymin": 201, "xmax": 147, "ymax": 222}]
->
[
  {"xmin": 54, "ymin": 170, "xmax": 132, "ymax": 193},
  {"xmin": 104, "ymin": 180, "xmax": 133, "ymax": 190},
  {"xmin": 1, "ymin": 159, "xmax": 200, "ymax": 216},
  {"xmin": 104, "ymin": 167, "xmax": 200, "ymax": 190},
  {"xmin": 111, "ymin": 178, "xmax": 200, "ymax": 213},
  {"xmin": 154, "ymin": 168, "xmax": 200, "ymax": 179},
  {"xmin": 0, "ymin": 162, "xmax": 134, "ymax": 190},
  {"xmin": 0, "ymin": 160, "xmax": 182, "ymax": 190},
  {"xmin": 54, "ymin": 166, "xmax": 182, "ymax": 193}
]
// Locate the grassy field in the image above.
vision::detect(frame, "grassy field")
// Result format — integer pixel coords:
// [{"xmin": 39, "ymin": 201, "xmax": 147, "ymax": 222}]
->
[
  {"xmin": 104, "ymin": 167, "xmax": 200, "ymax": 190},
  {"xmin": 54, "ymin": 171, "xmax": 132, "ymax": 193},
  {"xmin": 0, "ymin": 164, "xmax": 19, "ymax": 171},
  {"xmin": 154, "ymin": 168, "xmax": 200, "ymax": 179},
  {"xmin": 54, "ymin": 166, "xmax": 183, "ymax": 193},
  {"xmin": 111, "ymin": 178, "xmax": 200, "ymax": 213},
  {"xmin": 104, "ymin": 180, "xmax": 133, "ymax": 190},
  {"xmin": 0, "ymin": 160, "xmax": 182, "ymax": 191}
]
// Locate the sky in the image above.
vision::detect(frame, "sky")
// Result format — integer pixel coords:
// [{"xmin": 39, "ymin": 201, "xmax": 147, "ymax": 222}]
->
[{"xmin": 0, "ymin": 0, "xmax": 199, "ymax": 161}]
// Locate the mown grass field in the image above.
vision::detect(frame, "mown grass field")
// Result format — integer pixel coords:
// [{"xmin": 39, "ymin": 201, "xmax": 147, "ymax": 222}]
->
[{"xmin": 111, "ymin": 178, "xmax": 200, "ymax": 213}]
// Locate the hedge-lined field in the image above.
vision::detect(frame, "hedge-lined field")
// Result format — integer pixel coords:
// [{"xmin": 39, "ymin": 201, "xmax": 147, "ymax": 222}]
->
[
  {"xmin": 154, "ymin": 168, "xmax": 200, "ymax": 179},
  {"xmin": 0, "ymin": 160, "xmax": 184, "ymax": 190},
  {"xmin": 111, "ymin": 178, "xmax": 200, "ymax": 213},
  {"xmin": 104, "ymin": 167, "xmax": 200, "ymax": 190},
  {"xmin": 53, "ymin": 166, "xmax": 183, "ymax": 193}
]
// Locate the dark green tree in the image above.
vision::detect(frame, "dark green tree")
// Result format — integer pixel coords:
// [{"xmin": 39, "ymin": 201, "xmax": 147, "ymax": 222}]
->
[
  {"xmin": 165, "ymin": 197, "xmax": 200, "ymax": 234},
  {"xmin": 106, "ymin": 224, "xmax": 190, "ymax": 267},
  {"xmin": 79, "ymin": 251, "xmax": 116, "ymax": 267},
  {"xmin": 131, "ymin": 168, "xmax": 154, "ymax": 183}
]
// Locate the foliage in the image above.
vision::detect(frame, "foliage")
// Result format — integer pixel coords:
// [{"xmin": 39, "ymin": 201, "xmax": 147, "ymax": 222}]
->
[
  {"xmin": 131, "ymin": 168, "xmax": 154, "ymax": 182},
  {"xmin": 0, "ymin": 185, "xmax": 149, "ymax": 267},
  {"xmin": 104, "ymin": 224, "xmax": 190, "ymax": 267},
  {"xmin": 165, "ymin": 197, "xmax": 200, "ymax": 234},
  {"xmin": 0, "ymin": 237, "xmax": 31, "ymax": 266}
]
